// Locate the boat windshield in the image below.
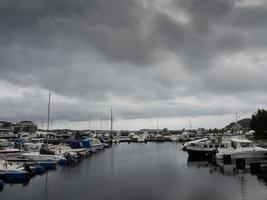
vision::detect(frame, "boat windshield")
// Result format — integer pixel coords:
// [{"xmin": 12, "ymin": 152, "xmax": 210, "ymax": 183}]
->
[
  {"xmin": 239, "ymin": 142, "xmax": 255, "ymax": 148},
  {"xmin": 231, "ymin": 140, "xmax": 256, "ymax": 148}
]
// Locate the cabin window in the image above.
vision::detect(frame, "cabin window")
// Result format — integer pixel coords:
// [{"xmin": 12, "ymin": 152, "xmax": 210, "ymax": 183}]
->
[
  {"xmin": 209, "ymin": 144, "xmax": 214, "ymax": 148},
  {"xmin": 220, "ymin": 144, "xmax": 224, "ymax": 148},
  {"xmin": 203, "ymin": 144, "xmax": 208, "ymax": 148},
  {"xmin": 215, "ymin": 144, "xmax": 219, "ymax": 148},
  {"xmin": 240, "ymin": 143, "xmax": 250, "ymax": 148}
]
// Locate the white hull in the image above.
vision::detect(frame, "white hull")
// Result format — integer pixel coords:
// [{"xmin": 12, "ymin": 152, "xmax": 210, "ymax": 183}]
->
[
  {"xmin": 22, "ymin": 152, "xmax": 65, "ymax": 162},
  {"xmin": 216, "ymin": 147, "xmax": 267, "ymax": 165}
]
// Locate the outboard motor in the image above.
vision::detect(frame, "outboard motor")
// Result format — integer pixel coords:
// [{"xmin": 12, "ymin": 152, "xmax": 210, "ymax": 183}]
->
[{"xmin": 39, "ymin": 144, "xmax": 55, "ymax": 155}]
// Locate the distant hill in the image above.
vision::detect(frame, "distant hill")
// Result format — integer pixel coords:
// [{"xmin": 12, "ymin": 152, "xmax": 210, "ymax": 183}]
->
[{"xmin": 225, "ymin": 118, "xmax": 251, "ymax": 130}]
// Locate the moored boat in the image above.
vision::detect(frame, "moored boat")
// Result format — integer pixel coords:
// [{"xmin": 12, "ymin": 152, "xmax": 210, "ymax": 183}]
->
[
  {"xmin": 186, "ymin": 137, "xmax": 231, "ymax": 160},
  {"xmin": 0, "ymin": 161, "xmax": 31, "ymax": 183},
  {"xmin": 216, "ymin": 139, "xmax": 267, "ymax": 166}
]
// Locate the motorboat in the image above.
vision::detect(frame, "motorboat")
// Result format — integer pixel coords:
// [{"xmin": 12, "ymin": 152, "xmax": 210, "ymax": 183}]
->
[
  {"xmin": 21, "ymin": 152, "xmax": 66, "ymax": 162},
  {"xmin": 132, "ymin": 135, "xmax": 139, "ymax": 142},
  {"xmin": 0, "ymin": 161, "xmax": 31, "ymax": 183},
  {"xmin": 154, "ymin": 133, "xmax": 164, "ymax": 142},
  {"xmin": 186, "ymin": 137, "xmax": 231, "ymax": 160},
  {"xmin": 179, "ymin": 131, "xmax": 199, "ymax": 142},
  {"xmin": 0, "ymin": 139, "xmax": 9, "ymax": 148},
  {"xmin": 21, "ymin": 145, "xmax": 66, "ymax": 163},
  {"xmin": 182, "ymin": 138, "xmax": 209, "ymax": 151},
  {"xmin": 23, "ymin": 138, "xmax": 45, "ymax": 151},
  {"xmin": 81, "ymin": 138, "xmax": 104, "ymax": 152},
  {"xmin": 216, "ymin": 139, "xmax": 267, "ymax": 165},
  {"xmin": 0, "ymin": 148, "xmax": 23, "ymax": 157},
  {"xmin": 51, "ymin": 144, "xmax": 89, "ymax": 158},
  {"xmin": 0, "ymin": 140, "xmax": 24, "ymax": 158},
  {"xmin": 137, "ymin": 134, "xmax": 146, "ymax": 143}
]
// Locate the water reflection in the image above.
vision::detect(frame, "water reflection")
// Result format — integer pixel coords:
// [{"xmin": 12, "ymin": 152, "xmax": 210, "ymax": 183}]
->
[
  {"xmin": 1, "ymin": 143, "xmax": 267, "ymax": 200},
  {"xmin": 187, "ymin": 156, "xmax": 267, "ymax": 188}
]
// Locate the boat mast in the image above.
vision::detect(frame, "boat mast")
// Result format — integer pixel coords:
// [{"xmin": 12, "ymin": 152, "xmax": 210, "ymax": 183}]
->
[{"xmin": 47, "ymin": 93, "xmax": 51, "ymax": 132}]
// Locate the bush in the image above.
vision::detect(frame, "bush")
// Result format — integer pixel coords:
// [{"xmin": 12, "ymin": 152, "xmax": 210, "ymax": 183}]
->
[{"xmin": 249, "ymin": 109, "xmax": 267, "ymax": 139}]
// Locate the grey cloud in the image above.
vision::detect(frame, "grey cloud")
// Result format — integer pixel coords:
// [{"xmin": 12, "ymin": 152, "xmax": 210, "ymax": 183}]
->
[{"xmin": 1, "ymin": 0, "xmax": 267, "ymax": 126}]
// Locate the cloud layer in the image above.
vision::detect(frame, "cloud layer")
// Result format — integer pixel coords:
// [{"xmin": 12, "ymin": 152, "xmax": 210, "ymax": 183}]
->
[{"xmin": 1, "ymin": 0, "xmax": 267, "ymax": 129}]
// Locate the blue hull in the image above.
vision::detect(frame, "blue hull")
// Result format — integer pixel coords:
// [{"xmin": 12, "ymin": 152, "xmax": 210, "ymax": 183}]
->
[
  {"xmin": 38, "ymin": 162, "xmax": 57, "ymax": 171},
  {"xmin": 0, "ymin": 171, "xmax": 30, "ymax": 183},
  {"xmin": 31, "ymin": 165, "xmax": 45, "ymax": 175}
]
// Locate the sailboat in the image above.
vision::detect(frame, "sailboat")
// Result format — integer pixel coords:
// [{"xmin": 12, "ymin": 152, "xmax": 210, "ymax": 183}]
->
[{"xmin": 21, "ymin": 93, "xmax": 66, "ymax": 163}]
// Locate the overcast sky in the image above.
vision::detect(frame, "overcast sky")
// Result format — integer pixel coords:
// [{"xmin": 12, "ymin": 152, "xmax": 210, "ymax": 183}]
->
[{"xmin": 1, "ymin": 0, "xmax": 267, "ymax": 130}]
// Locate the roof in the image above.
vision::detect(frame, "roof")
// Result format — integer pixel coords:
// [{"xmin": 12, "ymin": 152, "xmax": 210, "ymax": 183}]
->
[{"xmin": 230, "ymin": 138, "xmax": 252, "ymax": 143}]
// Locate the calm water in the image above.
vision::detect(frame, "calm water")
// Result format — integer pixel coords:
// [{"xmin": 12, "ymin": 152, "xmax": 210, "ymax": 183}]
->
[{"xmin": 1, "ymin": 143, "xmax": 267, "ymax": 200}]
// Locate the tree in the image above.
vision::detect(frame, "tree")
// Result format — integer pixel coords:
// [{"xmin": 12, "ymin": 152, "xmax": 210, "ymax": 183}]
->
[
  {"xmin": 162, "ymin": 128, "xmax": 169, "ymax": 135},
  {"xmin": 249, "ymin": 109, "xmax": 267, "ymax": 139}
]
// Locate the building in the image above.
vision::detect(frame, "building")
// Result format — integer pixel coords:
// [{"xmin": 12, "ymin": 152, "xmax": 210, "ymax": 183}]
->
[
  {"xmin": 0, "ymin": 121, "xmax": 15, "ymax": 134},
  {"xmin": 15, "ymin": 121, "xmax": 37, "ymax": 133}
]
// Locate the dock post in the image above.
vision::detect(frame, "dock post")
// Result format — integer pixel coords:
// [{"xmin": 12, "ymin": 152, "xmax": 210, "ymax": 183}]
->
[
  {"xmin": 250, "ymin": 162, "xmax": 261, "ymax": 174},
  {"xmin": 0, "ymin": 180, "xmax": 4, "ymax": 191},
  {"xmin": 223, "ymin": 155, "xmax": 232, "ymax": 165},
  {"xmin": 236, "ymin": 158, "xmax": 246, "ymax": 169}
]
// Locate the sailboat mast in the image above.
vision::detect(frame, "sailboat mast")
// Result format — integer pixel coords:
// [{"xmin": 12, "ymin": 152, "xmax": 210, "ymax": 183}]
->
[
  {"xmin": 47, "ymin": 93, "xmax": 51, "ymax": 131},
  {"xmin": 110, "ymin": 107, "xmax": 113, "ymax": 135}
]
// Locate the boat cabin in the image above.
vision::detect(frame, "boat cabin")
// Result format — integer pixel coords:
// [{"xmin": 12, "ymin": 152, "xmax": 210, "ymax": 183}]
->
[
  {"xmin": 29, "ymin": 138, "xmax": 45, "ymax": 144},
  {"xmin": 230, "ymin": 139, "xmax": 256, "ymax": 149}
]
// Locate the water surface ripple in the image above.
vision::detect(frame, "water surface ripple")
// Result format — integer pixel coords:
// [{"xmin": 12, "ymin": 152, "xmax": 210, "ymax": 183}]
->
[{"xmin": 1, "ymin": 143, "xmax": 267, "ymax": 200}]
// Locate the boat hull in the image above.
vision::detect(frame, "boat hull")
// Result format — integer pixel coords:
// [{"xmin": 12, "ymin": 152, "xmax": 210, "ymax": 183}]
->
[
  {"xmin": 187, "ymin": 148, "xmax": 215, "ymax": 160},
  {"xmin": 216, "ymin": 148, "xmax": 267, "ymax": 165},
  {"xmin": 22, "ymin": 153, "xmax": 66, "ymax": 163},
  {"xmin": 0, "ymin": 171, "xmax": 31, "ymax": 183}
]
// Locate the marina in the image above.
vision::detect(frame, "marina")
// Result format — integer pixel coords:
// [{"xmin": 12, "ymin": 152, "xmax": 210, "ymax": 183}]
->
[
  {"xmin": 2, "ymin": 0, "xmax": 267, "ymax": 199},
  {"xmin": 1, "ymin": 142, "xmax": 267, "ymax": 200}
]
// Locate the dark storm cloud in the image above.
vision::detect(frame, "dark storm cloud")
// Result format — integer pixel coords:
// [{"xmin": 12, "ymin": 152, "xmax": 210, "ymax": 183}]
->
[{"xmin": 1, "ymin": 0, "xmax": 267, "ymax": 123}]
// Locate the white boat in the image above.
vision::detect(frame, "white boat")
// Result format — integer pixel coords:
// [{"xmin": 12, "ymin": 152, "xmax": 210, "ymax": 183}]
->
[
  {"xmin": 81, "ymin": 138, "xmax": 104, "ymax": 151},
  {"xmin": 155, "ymin": 133, "xmax": 164, "ymax": 142},
  {"xmin": 131, "ymin": 134, "xmax": 139, "ymax": 142},
  {"xmin": 0, "ymin": 148, "xmax": 24, "ymax": 159},
  {"xmin": 170, "ymin": 134, "xmax": 179, "ymax": 142},
  {"xmin": 0, "ymin": 161, "xmax": 31, "ymax": 183},
  {"xmin": 137, "ymin": 135, "xmax": 146, "ymax": 143},
  {"xmin": 0, "ymin": 160, "xmax": 24, "ymax": 171},
  {"xmin": 163, "ymin": 134, "xmax": 179, "ymax": 142},
  {"xmin": 21, "ymin": 151, "xmax": 66, "ymax": 162},
  {"xmin": 51, "ymin": 145, "xmax": 89, "ymax": 157},
  {"xmin": 216, "ymin": 139, "xmax": 267, "ymax": 165},
  {"xmin": 179, "ymin": 132, "xmax": 198, "ymax": 142},
  {"xmin": 23, "ymin": 138, "xmax": 45, "ymax": 151},
  {"xmin": 0, "ymin": 139, "xmax": 9, "ymax": 148},
  {"xmin": 182, "ymin": 138, "xmax": 209, "ymax": 151},
  {"xmin": 186, "ymin": 137, "xmax": 231, "ymax": 160}
]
